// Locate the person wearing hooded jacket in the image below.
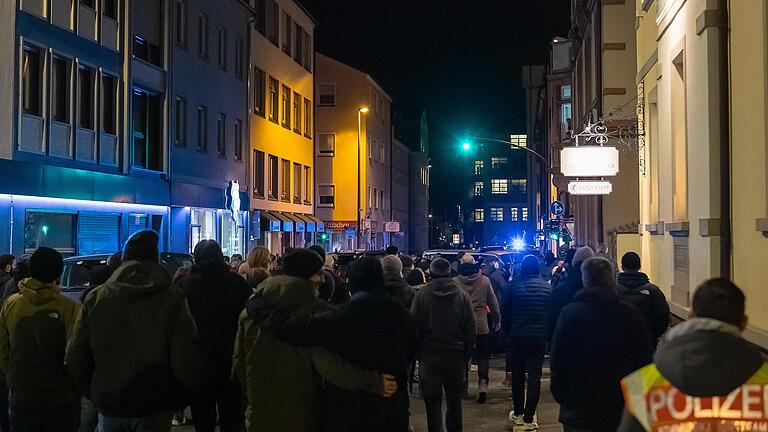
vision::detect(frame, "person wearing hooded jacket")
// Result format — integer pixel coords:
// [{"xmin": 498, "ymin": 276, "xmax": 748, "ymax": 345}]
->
[
  {"xmin": 617, "ymin": 252, "xmax": 669, "ymax": 343},
  {"xmin": 175, "ymin": 240, "xmax": 251, "ymax": 432},
  {"xmin": 502, "ymin": 255, "xmax": 552, "ymax": 431},
  {"xmin": 0, "ymin": 247, "xmax": 80, "ymax": 430},
  {"xmin": 381, "ymin": 255, "xmax": 415, "ymax": 309},
  {"xmin": 548, "ymin": 246, "xmax": 594, "ymax": 338},
  {"xmin": 411, "ymin": 258, "xmax": 476, "ymax": 432},
  {"xmin": 619, "ymin": 278, "xmax": 767, "ymax": 432},
  {"xmin": 453, "ymin": 262, "xmax": 500, "ymax": 404}
]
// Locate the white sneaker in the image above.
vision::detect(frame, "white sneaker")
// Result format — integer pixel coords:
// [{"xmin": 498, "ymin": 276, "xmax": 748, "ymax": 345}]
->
[
  {"xmin": 523, "ymin": 421, "xmax": 538, "ymax": 431},
  {"xmin": 508, "ymin": 412, "xmax": 524, "ymax": 426}
]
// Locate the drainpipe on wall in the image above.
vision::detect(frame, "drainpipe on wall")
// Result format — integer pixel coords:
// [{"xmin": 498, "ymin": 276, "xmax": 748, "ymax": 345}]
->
[
  {"xmin": 719, "ymin": 0, "xmax": 732, "ymax": 278},
  {"xmin": 595, "ymin": 2, "xmax": 605, "ymax": 246}
]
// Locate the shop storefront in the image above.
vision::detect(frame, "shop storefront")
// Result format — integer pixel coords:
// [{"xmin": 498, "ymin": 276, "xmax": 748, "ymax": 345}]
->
[
  {"xmin": 185, "ymin": 208, "xmax": 246, "ymax": 258},
  {"xmin": 252, "ymin": 210, "xmax": 326, "ymax": 255},
  {"xmin": 325, "ymin": 221, "xmax": 358, "ymax": 252}
]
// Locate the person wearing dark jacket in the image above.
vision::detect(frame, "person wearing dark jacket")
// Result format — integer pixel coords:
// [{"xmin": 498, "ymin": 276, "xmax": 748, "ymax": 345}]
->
[
  {"xmin": 411, "ymin": 258, "xmax": 476, "ymax": 432},
  {"xmin": 0, "ymin": 247, "xmax": 80, "ymax": 431},
  {"xmin": 617, "ymin": 252, "xmax": 670, "ymax": 343},
  {"xmin": 248, "ymin": 256, "xmax": 416, "ymax": 432},
  {"xmin": 502, "ymin": 255, "xmax": 552, "ymax": 431},
  {"xmin": 309, "ymin": 245, "xmax": 350, "ymax": 305},
  {"xmin": 0, "ymin": 255, "xmax": 15, "ymax": 293},
  {"xmin": 619, "ymin": 278, "xmax": 766, "ymax": 431},
  {"xmin": 66, "ymin": 230, "xmax": 200, "ymax": 431},
  {"xmin": 481, "ymin": 260, "xmax": 507, "ymax": 358},
  {"xmin": 381, "ymin": 255, "xmax": 415, "ymax": 309},
  {"xmin": 175, "ymin": 240, "xmax": 251, "ymax": 432},
  {"xmin": 548, "ymin": 246, "xmax": 594, "ymax": 337},
  {"xmin": 550, "ymin": 257, "xmax": 653, "ymax": 432},
  {"xmin": 2, "ymin": 258, "xmax": 29, "ymax": 305}
]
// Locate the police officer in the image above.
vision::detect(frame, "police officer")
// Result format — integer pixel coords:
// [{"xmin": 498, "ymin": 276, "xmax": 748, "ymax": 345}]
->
[{"xmin": 619, "ymin": 278, "xmax": 768, "ymax": 431}]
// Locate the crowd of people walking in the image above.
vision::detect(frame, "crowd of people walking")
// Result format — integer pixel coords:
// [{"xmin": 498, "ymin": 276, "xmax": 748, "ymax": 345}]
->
[{"xmin": 0, "ymin": 232, "xmax": 762, "ymax": 432}]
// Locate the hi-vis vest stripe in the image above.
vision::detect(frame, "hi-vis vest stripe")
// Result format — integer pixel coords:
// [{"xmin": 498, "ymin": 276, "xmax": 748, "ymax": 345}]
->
[{"xmin": 621, "ymin": 363, "xmax": 768, "ymax": 432}]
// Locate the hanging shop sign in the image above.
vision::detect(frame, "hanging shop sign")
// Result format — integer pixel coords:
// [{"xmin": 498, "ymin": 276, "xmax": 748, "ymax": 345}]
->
[
  {"xmin": 567, "ymin": 181, "xmax": 613, "ymax": 195},
  {"xmin": 226, "ymin": 180, "xmax": 241, "ymax": 221},
  {"xmin": 384, "ymin": 222, "xmax": 401, "ymax": 232},
  {"xmin": 326, "ymin": 221, "xmax": 358, "ymax": 230},
  {"xmin": 560, "ymin": 146, "xmax": 619, "ymax": 177}
]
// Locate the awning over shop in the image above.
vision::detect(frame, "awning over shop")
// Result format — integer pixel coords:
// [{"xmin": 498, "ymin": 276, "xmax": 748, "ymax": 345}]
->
[
  {"xmin": 260, "ymin": 211, "xmax": 281, "ymax": 232},
  {"xmin": 267, "ymin": 211, "xmax": 293, "ymax": 232},
  {"xmin": 305, "ymin": 215, "xmax": 325, "ymax": 232},
  {"xmin": 294, "ymin": 214, "xmax": 315, "ymax": 232},
  {"xmin": 284, "ymin": 213, "xmax": 305, "ymax": 232}
]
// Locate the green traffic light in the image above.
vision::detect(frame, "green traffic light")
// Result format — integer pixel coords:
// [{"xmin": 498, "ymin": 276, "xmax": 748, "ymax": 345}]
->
[{"xmin": 462, "ymin": 142, "xmax": 471, "ymax": 151}]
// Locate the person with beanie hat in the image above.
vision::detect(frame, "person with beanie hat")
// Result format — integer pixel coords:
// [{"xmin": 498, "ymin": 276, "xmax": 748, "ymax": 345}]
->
[
  {"xmin": 453, "ymin": 262, "xmax": 499, "ymax": 404},
  {"xmin": 307, "ymin": 245, "xmax": 350, "ymax": 305},
  {"xmin": 174, "ymin": 240, "xmax": 251, "ymax": 432},
  {"xmin": 381, "ymin": 255, "xmax": 415, "ymax": 308},
  {"xmin": 548, "ymin": 246, "xmax": 594, "ymax": 337},
  {"xmin": 234, "ymin": 251, "xmax": 399, "ymax": 432},
  {"xmin": 502, "ymin": 255, "xmax": 552, "ymax": 430},
  {"xmin": 617, "ymin": 252, "xmax": 670, "ymax": 344},
  {"xmin": 411, "ymin": 257, "xmax": 476, "ymax": 431},
  {"xmin": 0, "ymin": 247, "xmax": 80, "ymax": 430},
  {"xmin": 67, "ymin": 232, "xmax": 200, "ymax": 430}
]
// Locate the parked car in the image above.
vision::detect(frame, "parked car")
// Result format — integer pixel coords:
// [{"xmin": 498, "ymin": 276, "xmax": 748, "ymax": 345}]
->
[{"xmin": 60, "ymin": 252, "xmax": 194, "ymax": 302}]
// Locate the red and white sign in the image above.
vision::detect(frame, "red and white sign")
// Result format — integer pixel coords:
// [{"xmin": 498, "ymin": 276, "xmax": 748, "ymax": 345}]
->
[
  {"xmin": 325, "ymin": 220, "xmax": 358, "ymax": 230},
  {"xmin": 384, "ymin": 222, "xmax": 401, "ymax": 232}
]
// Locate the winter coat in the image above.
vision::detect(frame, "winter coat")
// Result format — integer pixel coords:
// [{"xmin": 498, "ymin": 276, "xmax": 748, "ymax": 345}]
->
[
  {"xmin": 247, "ymin": 288, "xmax": 416, "ymax": 432},
  {"xmin": 65, "ymin": 261, "xmax": 200, "ymax": 417},
  {"xmin": 617, "ymin": 272, "xmax": 670, "ymax": 341},
  {"xmin": 453, "ymin": 273, "xmax": 500, "ymax": 335},
  {"xmin": 0, "ymin": 271, "xmax": 12, "ymax": 294},
  {"xmin": 483, "ymin": 267, "xmax": 507, "ymax": 304},
  {"xmin": 410, "ymin": 277, "xmax": 476, "ymax": 357},
  {"xmin": 0, "ymin": 278, "xmax": 80, "ymax": 410},
  {"xmin": 618, "ymin": 318, "xmax": 765, "ymax": 431},
  {"xmin": 383, "ymin": 271, "xmax": 415, "ymax": 309},
  {"xmin": 234, "ymin": 276, "xmax": 385, "ymax": 432},
  {"xmin": 502, "ymin": 275, "xmax": 552, "ymax": 340},
  {"xmin": 318, "ymin": 268, "xmax": 351, "ymax": 305},
  {"xmin": 550, "ymin": 289, "xmax": 653, "ymax": 432},
  {"xmin": 548, "ymin": 268, "xmax": 584, "ymax": 338},
  {"xmin": 176, "ymin": 260, "xmax": 251, "ymax": 387}
]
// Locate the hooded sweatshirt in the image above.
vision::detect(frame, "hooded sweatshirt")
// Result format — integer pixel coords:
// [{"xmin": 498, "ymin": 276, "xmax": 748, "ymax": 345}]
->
[
  {"xmin": 453, "ymin": 272, "xmax": 499, "ymax": 335},
  {"xmin": 617, "ymin": 272, "xmax": 670, "ymax": 340},
  {"xmin": 65, "ymin": 261, "xmax": 200, "ymax": 417},
  {"xmin": 410, "ymin": 277, "xmax": 476, "ymax": 356},
  {"xmin": 0, "ymin": 278, "xmax": 80, "ymax": 409}
]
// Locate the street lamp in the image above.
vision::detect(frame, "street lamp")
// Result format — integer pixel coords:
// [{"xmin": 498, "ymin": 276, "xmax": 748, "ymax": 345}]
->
[{"xmin": 357, "ymin": 107, "xmax": 369, "ymax": 250}]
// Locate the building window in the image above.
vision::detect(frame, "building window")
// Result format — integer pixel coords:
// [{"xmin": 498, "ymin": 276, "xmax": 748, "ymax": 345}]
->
[
  {"xmin": 510, "ymin": 134, "xmax": 527, "ymax": 149},
  {"xmin": 217, "ymin": 27, "xmax": 227, "ymax": 70},
  {"xmin": 78, "ymin": 65, "xmax": 95, "ymax": 130},
  {"xmin": 281, "ymin": 85, "xmax": 291, "ymax": 129},
  {"xmin": 474, "ymin": 209, "xmax": 484, "ymax": 223},
  {"xmin": 282, "ymin": 12, "xmax": 292, "ymax": 55},
  {"xmin": 301, "ymin": 30, "xmax": 311, "ymax": 70},
  {"xmin": 234, "ymin": 38, "xmax": 243, "ymax": 79},
  {"xmin": 133, "ymin": 35, "xmax": 162, "ymax": 67},
  {"xmin": 490, "ymin": 207, "xmax": 504, "ymax": 222},
  {"xmin": 131, "ymin": 89, "xmax": 163, "ymax": 171},
  {"xmin": 254, "ymin": 0, "xmax": 266, "ymax": 35},
  {"xmin": 491, "ymin": 179, "xmax": 508, "ymax": 194},
  {"xmin": 473, "ymin": 181, "xmax": 483, "ymax": 196},
  {"xmin": 174, "ymin": 96, "xmax": 186, "ymax": 146},
  {"xmin": 234, "ymin": 119, "xmax": 243, "ymax": 161},
  {"xmin": 280, "ymin": 158, "xmax": 290, "ymax": 202},
  {"xmin": 373, "ymin": 187, "xmax": 378, "ymax": 209},
  {"xmin": 522, "ymin": 207, "xmax": 529, "ymax": 222},
  {"xmin": 198, "ymin": 14, "xmax": 208, "ymax": 58},
  {"xmin": 380, "ymin": 144, "xmax": 385, "ymax": 165},
  {"xmin": 511, "ymin": 208, "xmax": 519, "ymax": 221},
  {"xmin": 491, "ymin": 157, "xmax": 508, "ymax": 169},
  {"xmin": 190, "ymin": 209, "xmax": 216, "ymax": 253},
  {"xmin": 303, "ymin": 166, "xmax": 311, "ymax": 204},
  {"xmin": 268, "ymin": 155, "xmax": 278, "ymax": 199},
  {"xmin": 317, "ymin": 133, "xmax": 335, "ymax": 156},
  {"xmin": 380, "ymin": 189, "xmax": 384, "ymax": 210},
  {"xmin": 101, "ymin": 73, "xmax": 117, "ymax": 135},
  {"xmin": 103, "ymin": 0, "xmax": 118, "ymax": 20},
  {"xmin": 266, "ymin": 0, "xmax": 279, "ymax": 46},
  {"xmin": 560, "ymin": 85, "xmax": 572, "ymax": 100},
  {"xmin": 293, "ymin": 91, "xmax": 301, "ymax": 133},
  {"xmin": 293, "ymin": 22, "xmax": 303, "ymax": 64},
  {"xmin": 51, "ymin": 56, "xmax": 70, "ymax": 123},
  {"xmin": 254, "ymin": 150, "xmax": 265, "ymax": 197},
  {"xmin": 510, "ymin": 179, "xmax": 528, "ymax": 194},
  {"xmin": 196, "ymin": 105, "xmax": 207, "ymax": 152},
  {"xmin": 24, "ymin": 211, "xmax": 76, "ymax": 255},
  {"xmin": 174, "ymin": 0, "xmax": 187, "ymax": 47},
  {"xmin": 561, "ymin": 103, "xmax": 572, "ymax": 139},
  {"xmin": 303, "ymin": 97, "xmax": 312, "ymax": 136},
  {"xmin": 253, "ymin": 67, "xmax": 266, "ymax": 116},
  {"xmin": 268, "ymin": 77, "xmax": 279, "ymax": 122},
  {"xmin": 474, "ymin": 160, "xmax": 483, "ymax": 175},
  {"xmin": 217, "ymin": 113, "xmax": 226, "ymax": 156},
  {"xmin": 318, "ymin": 83, "xmax": 335, "ymax": 106},
  {"xmin": 318, "ymin": 185, "xmax": 334, "ymax": 207},
  {"xmin": 293, "ymin": 162, "xmax": 302, "ymax": 203}
]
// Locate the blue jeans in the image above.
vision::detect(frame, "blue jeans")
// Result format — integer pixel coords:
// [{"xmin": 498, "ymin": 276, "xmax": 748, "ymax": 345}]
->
[
  {"xmin": 97, "ymin": 413, "xmax": 171, "ymax": 432},
  {"xmin": 9, "ymin": 404, "xmax": 79, "ymax": 432}
]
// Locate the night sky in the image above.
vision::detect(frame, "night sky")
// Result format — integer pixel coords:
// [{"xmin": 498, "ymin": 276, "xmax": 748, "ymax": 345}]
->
[{"xmin": 302, "ymin": 0, "xmax": 571, "ymax": 217}]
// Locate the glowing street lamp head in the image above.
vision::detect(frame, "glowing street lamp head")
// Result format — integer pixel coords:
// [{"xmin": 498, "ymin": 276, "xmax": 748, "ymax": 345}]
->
[
  {"xmin": 462, "ymin": 142, "xmax": 471, "ymax": 151},
  {"xmin": 359, "ymin": 107, "xmax": 369, "ymax": 113}
]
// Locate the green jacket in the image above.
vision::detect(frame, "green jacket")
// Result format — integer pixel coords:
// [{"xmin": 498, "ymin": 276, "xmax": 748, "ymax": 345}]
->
[
  {"xmin": 66, "ymin": 261, "xmax": 200, "ymax": 417},
  {"xmin": 0, "ymin": 278, "xmax": 80, "ymax": 409},
  {"xmin": 233, "ymin": 275, "xmax": 383, "ymax": 432}
]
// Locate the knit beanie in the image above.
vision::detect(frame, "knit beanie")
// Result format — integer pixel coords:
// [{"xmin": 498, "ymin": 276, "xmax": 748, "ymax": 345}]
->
[
  {"xmin": 308, "ymin": 245, "xmax": 326, "ymax": 261},
  {"xmin": 282, "ymin": 249, "xmax": 324, "ymax": 279},
  {"xmin": 572, "ymin": 246, "xmax": 595, "ymax": 267},
  {"xmin": 123, "ymin": 230, "xmax": 159, "ymax": 263},
  {"xmin": 30, "ymin": 246, "xmax": 63, "ymax": 283},
  {"xmin": 193, "ymin": 239, "xmax": 224, "ymax": 264},
  {"xmin": 381, "ymin": 255, "xmax": 403, "ymax": 275},
  {"xmin": 429, "ymin": 258, "xmax": 451, "ymax": 278}
]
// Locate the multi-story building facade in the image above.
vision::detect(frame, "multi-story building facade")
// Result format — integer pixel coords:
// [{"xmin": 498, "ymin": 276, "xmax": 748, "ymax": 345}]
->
[
  {"xmin": 464, "ymin": 137, "xmax": 535, "ymax": 248},
  {"xmin": 390, "ymin": 137, "xmax": 410, "ymax": 252},
  {"xmin": 315, "ymin": 53, "xmax": 392, "ymax": 252},
  {"xmin": 408, "ymin": 110, "xmax": 430, "ymax": 253},
  {"xmin": 0, "ymin": 0, "xmax": 251, "ymax": 258},
  {"xmin": 248, "ymin": 0, "xmax": 318, "ymax": 254}
]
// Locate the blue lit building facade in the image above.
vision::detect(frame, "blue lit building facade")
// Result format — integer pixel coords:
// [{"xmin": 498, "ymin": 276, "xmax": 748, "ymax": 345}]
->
[{"xmin": 0, "ymin": 0, "xmax": 251, "ymax": 258}]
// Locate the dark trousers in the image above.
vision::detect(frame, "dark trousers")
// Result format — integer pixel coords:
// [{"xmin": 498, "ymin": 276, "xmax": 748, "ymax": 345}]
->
[
  {"xmin": 474, "ymin": 334, "xmax": 490, "ymax": 383},
  {"xmin": 9, "ymin": 404, "xmax": 79, "ymax": 432},
  {"xmin": 419, "ymin": 352, "xmax": 466, "ymax": 432},
  {"xmin": 510, "ymin": 337, "xmax": 546, "ymax": 423},
  {"xmin": 190, "ymin": 383, "xmax": 245, "ymax": 432}
]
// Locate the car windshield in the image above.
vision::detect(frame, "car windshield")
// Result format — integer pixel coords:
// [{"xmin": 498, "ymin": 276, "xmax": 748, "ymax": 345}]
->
[{"xmin": 63, "ymin": 258, "xmax": 107, "ymax": 290}]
